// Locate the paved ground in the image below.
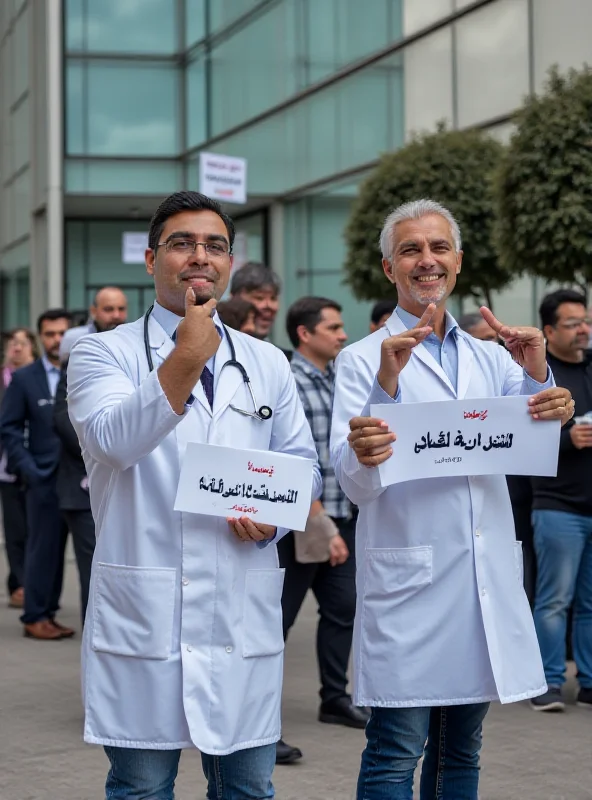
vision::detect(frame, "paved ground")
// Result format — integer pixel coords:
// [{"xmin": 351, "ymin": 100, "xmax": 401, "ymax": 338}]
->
[{"xmin": 1, "ymin": 557, "xmax": 590, "ymax": 800}]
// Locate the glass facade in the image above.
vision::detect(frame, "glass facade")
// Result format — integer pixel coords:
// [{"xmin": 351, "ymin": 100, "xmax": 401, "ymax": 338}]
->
[{"xmin": 2, "ymin": 0, "xmax": 592, "ymax": 338}]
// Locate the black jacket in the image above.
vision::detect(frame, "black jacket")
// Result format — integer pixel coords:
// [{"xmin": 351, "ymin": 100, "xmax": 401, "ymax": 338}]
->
[
  {"xmin": 53, "ymin": 364, "xmax": 90, "ymax": 511},
  {"xmin": 531, "ymin": 351, "xmax": 592, "ymax": 516},
  {"xmin": 0, "ymin": 359, "xmax": 61, "ymax": 485}
]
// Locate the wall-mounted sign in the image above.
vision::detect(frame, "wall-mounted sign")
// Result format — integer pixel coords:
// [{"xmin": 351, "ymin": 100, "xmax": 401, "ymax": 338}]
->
[
  {"xmin": 122, "ymin": 232, "xmax": 149, "ymax": 264},
  {"xmin": 199, "ymin": 152, "xmax": 247, "ymax": 205}
]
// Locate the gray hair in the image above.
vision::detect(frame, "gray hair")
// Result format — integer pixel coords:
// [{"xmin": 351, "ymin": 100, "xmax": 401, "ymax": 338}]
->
[
  {"xmin": 229, "ymin": 261, "xmax": 281, "ymax": 296},
  {"xmin": 458, "ymin": 312, "xmax": 483, "ymax": 333},
  {"xmin": 379, "ymin": 199, "xmax": 462, "ymax": 261}
]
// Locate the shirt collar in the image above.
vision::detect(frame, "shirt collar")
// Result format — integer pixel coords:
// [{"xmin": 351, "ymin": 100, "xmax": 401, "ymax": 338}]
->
[
  {"xmin": 395, "ymin": 305, "xmax": 458, "ymax": 342},
  {"xmin": 151, "ymin": 300, "xmax": 224, "ymax": 340},
  {"xmin": 291, "ymin": 350, "xmax": 334, "ymax": 379},
  {"xmin": 41, "ymin": 354, "xmax": 60, "ymax": 374}
]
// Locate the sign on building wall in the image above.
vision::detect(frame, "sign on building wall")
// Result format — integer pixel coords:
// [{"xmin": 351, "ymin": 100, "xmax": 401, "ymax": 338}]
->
[
  {"xmin": 199, "ymin": 152, "xmax": 247, "ymax": 204},
  {"xmin": 122, "ymin": 232, "xmax": 149, "ymax": 264}
]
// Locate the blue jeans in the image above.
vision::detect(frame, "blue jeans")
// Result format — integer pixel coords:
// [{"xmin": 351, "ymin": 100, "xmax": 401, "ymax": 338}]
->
[
  {"xmin": 532, "ymin": 509, "xmax": 592, "ymax": 688},
  {"xmin": 357, "ymin": 703, "xmax": 490, "ymax": 800},
  {"xmin": 104, "ymin": 744, "xmax": 276, "ymax": 799}
]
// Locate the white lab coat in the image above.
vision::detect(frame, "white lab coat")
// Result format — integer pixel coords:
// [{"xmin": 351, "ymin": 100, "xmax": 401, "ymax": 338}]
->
[
  {"xmin": 330, "ymin": 313, "xmax": 548, "ymax": 707},
  {"xmin": 67, "ymin": 313, "xmax": 321, "ymax": 754}
]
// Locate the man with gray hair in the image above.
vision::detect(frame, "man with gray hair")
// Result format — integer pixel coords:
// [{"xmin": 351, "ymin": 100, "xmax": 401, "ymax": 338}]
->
[
  {"xmin": 330, "ymin": 198, "xmax": 575, "ymax": 798},
  {"xmin": 230, "ymin": 261, "xmax": 281, "ymax": 341}
]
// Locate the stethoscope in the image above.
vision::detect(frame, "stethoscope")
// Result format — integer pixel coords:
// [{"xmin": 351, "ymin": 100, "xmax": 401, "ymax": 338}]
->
[{"xmin": 143, "ymin": 304, "xmax": 273, "ymax": 421}]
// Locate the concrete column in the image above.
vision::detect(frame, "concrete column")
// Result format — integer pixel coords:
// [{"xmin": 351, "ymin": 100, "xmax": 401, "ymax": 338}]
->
[{"xmin": 45, "ymin": 0, "xmax": 63, "ymax": 310}]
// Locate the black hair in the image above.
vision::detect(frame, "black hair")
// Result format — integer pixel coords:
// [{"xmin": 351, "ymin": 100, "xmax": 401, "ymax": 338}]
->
[
  {"xmin": 36, "ymin": 309, "xmax": 71, "ymax": 334},
  {"xmin": 148, "ymin": 191, "xmax": 235, "ymax": 252},
  {"xmin": 230, "ymin": 262, "xmax": 281, "ymax": 296},
  {"xmin": 539, "ymin": 289, "xmax": 586, "ymax": 329},
  {"xmin": 371, "ymin": 299, "xmax": 397, "ymax": 325},
  {"xmin": 286, "ymin": 296, "xmax": 342, "ymax": 349}
]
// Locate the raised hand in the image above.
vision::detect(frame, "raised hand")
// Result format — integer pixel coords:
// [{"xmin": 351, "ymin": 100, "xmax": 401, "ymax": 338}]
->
[
  {"xmin": 480, "ymin": 307, "xmax": 547, "ymax": 383},
  {"xmin": 377, "ymin": 303, "xmax": 436, "ymax": 397},
  {"xmin": 175, "ymin": 288, "xmax": 221, "ymax": 365}
]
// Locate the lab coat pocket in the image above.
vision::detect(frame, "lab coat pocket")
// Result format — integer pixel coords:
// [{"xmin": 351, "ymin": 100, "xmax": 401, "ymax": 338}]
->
[
  {"xmin": 364, "ymin": 547, "xmax": 433, "ymax": 607},
  {"xmin": 92, "ymin": 563, "xmax": 176, "ymax": 660},
  {"xmin": 513, "ymin": 541, "xmax": 524, "ymax": 585},
  {"xmin": 242, "ymin": 568, "xmax": 285, "ymax": 658}
]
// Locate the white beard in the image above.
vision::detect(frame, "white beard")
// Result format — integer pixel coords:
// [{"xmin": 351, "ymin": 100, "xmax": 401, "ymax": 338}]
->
[{"xmin": 408, "ymin": 280, "xmax": 448, "ymax": 307}]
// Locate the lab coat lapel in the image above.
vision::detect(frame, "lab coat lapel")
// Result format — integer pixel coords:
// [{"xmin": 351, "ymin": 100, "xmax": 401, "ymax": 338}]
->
[
  {"xmin": 384, "ymin": 313, "xmax": 456, "ymax": 397},
  {"xmin": 212, "ymin": 328, "xmax": 242, "ymax": 421},
  {"xmin": 456, "ymin": 332, "xmax": 475, "ymax": 400}
]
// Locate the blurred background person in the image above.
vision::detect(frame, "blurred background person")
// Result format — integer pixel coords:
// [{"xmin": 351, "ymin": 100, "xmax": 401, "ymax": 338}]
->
[
  {"xmin": 0, "ymin": 328, "xmax": 38, "ymax": 608},
  {"xmin": 0, "ymin": 310, "xmax": 74, "ymax": 640},
  {"xmin": 530, "ymin": 290, "xmax": 592, "ymax": 712},
  {"xmin": 59, "ymin": 286, "xmax": 128, "ymax": 363},
  {"xmin": 369, "ymin": 299, "xmax": 397, "ymax": 332},
  {"xmin": 458, "ymin": 311, "xmax": 498, "ymax": 342},
  {"xmin": 276, "ymin": 297, "xmax": 366, "ymax": 766},
  {"xmin": 216, "ymin": 296, "xmax": 257, "ymax": 335},
  {"xmin": 229, "ymin": 262, "xmax": 281, "ymax": 341}
]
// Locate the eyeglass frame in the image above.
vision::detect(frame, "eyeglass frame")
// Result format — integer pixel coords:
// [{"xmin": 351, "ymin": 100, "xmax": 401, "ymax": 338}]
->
[
  {"xmin": 553, "ymin": 318, "xmax": 592, "ymax": 331},
  {"xmin": 153, "ymin": 235, "xmax": 232, "ymax": 257}
]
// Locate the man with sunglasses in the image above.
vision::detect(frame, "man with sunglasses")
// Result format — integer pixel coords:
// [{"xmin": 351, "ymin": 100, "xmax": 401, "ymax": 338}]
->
[
  {"xmin": 66, "ymin": 191, "xmax": 321, "ymax": 800},
  {"xmin": 530, "ymin": 289, "xmax": 592, "ymax": 712}
]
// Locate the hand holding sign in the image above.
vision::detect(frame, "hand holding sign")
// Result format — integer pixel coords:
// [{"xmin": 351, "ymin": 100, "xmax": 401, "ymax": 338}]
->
[
  {"xmin": 528, "ymin": 387, "xmax": 574, "ymax": 424},
  {"xmin": 480, "ymin": 307, "xmax": 547, "ymax": 383},
  {"xmin": 377, "ymin": 303, "xmax": 436, "ymax": 397},
  {"xmin": 227, "ymin": 517, "xmax": 276, "ymax": 542}
]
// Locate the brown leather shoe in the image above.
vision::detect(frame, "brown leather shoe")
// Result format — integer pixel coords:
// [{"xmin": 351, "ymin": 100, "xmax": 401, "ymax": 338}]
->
[
  {"xmin": 8, "ymin": 587, "xmax": 24, "ymax": 608},
  {"xmin": 50, "ymin": 619, "xmax": 76, "ymax": 638},
  {"xmin": 23, "ymin": 620, "xmax": 63, "ymax": 640}
]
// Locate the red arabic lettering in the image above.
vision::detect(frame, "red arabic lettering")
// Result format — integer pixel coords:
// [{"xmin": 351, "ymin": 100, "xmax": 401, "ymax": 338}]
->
[
  {"xmin": 463, "ymin": 410, "xmax": 488, "ymax": 421},
  {"xmin": 247, "ymin": 460, "xmax": 275, "ymax": 477},
  {"xmin": 229, "ymin": 504, "xmax": 259, "ymax": 514}
]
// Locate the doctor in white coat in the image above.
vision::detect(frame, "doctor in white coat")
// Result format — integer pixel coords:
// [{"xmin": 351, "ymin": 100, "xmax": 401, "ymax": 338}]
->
[
  {"xmin": 67, "ymin": 191, "xmax": 321, "ymax": 800},
  {"xmin": 330, "ymin": 199, "xmax": 575, "ymax": 800}
]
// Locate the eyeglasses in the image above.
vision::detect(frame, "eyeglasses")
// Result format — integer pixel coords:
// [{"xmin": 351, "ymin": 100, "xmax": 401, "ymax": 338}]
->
[
  {"xmin": 555, "ymin": 319, "xmax": 592, "ymax": 331},
  {"xmin": 156, "ymin": 238, "xmax": 230, "ymax": 257}
]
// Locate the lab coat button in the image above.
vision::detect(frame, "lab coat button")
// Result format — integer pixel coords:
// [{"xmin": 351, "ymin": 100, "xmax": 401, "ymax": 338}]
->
[
  {"xmin": 225, "ymin": 646, "xmax": 233, "ymax": 653},
  {"xmin": 182, "ymin": 578, "xmax": 189, "ymax": 586},
  {"xmin": 187, "ymin": 645, "xmax": 192, "ymax": 652},
  {"xmin": 475, "ymin": 528, "xmax": 481, "ymax": 537},
  {"xmin": 481, "ymin": 588, "xmax": 487, "ymax": 597}
]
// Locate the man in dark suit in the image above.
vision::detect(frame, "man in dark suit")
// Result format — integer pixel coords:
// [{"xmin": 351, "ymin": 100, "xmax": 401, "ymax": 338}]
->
[
  {"xmin": 53, "ymin": 363, "xmax": 95, "ymax": 623},
  {"xmin": 0, "ymin": 309, "xmax": 73, "ymax": 640}
]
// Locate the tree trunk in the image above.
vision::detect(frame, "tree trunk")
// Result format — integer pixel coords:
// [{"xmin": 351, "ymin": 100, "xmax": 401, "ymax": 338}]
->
[{"xmin": 483, "ymin": 287, "xmax": 494, "ymax": 311}]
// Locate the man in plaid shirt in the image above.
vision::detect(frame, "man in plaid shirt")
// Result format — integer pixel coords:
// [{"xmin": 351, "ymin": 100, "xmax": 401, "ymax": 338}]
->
[{"xmin": 275, "ymin": 297, "xmax": 370, "ymax": 766}]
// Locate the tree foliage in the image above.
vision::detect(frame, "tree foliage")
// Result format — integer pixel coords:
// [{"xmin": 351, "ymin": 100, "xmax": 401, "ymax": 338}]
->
[
  {"xmin": 495, "ymin": 66, "xmax": 592, "ymax": 292},
  {"xmin": 343, "ymin": 125, "xmax": 508, "ymax": 307}
]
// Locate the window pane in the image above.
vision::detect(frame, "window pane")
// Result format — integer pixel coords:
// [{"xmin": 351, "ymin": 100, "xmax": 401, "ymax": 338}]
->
[
  {"xmin": 209, "ymin": 0, "xmax": 262, "ymax": 34},
  {"xmin": 185, "ymin": 0, "xmax": 205, "ymax": 46},
  {"xmin": 456, "ymin": 0, "xmax": 528, "ymax": 127},
  {"xmin": 65, "ymin": 61, "xmax": 180, "ymax": 156},
  {"xmin": 210, "ymin": 1, "xmax": 299, "ymax": 136},
  {"xmin": 13, "ymin": 5, "xmax": 28, "ymax": 100},
  {"xmin": 186, "ymin": 55, "xmax": 207, "ymax": 147},
  {"xmin": 65, "ymin": 159, "xmax": 182, "ymax": 194},
  {"xmin": 404, "ymin": 27, "xmax": 453, "ymax": 138},
  {"xmin": 65, "ymin": 0, "xmax": 177, "ymax": 54},
  {"xmin": 203, "ymin": 49, "xmax": 404, "ymax": 195},
  {"xmin": 12, "ymin": 98, "xmax": 29, "ymax": 172},
  {"xmin": 403, "ymin": 0, "xmax": 452, "ymax": 35},
  {"xmin": 532, "ymin": 0, "xmax": 592, "ymax": 92},
  {"xmin": 13, "ymin": 169, "xmax": 30, "ymax": 240}
]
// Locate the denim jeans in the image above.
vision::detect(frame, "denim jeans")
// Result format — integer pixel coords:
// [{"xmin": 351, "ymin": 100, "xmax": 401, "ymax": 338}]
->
[
  {"xmin": 357, "ymin": 703, "xmax": 490, "ymax": 800},
  {"xmin": 532, "ymin": 509, "xmax": 592, "ymax": 688},
  {"xmin": 104, "ymin": 743, "xmax": 276, "ymax": 799}
]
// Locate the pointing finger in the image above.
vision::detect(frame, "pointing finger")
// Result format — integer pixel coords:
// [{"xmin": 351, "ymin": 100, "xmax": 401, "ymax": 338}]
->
[{"xmin": 479, "ymin": 307, "xmax": 505, "ymax": 334}]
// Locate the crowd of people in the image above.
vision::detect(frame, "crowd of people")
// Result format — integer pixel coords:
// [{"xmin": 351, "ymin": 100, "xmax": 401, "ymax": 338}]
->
[{"xmin": 0, "ymin": 190, "xmax": 588, "ymax": 799}]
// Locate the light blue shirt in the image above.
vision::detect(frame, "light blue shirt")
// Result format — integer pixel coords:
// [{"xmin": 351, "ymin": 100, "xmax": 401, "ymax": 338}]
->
[
  {"xmin": 41, "ymin": 354, "xmax": 61, "ymax": 398},
  {"xmin": 396, "ymin": 306, "xmax": 459, "ymax": 391},
  {"xmin": 150, "ymin": 301, "xmax": 224, "ymax": 377}
]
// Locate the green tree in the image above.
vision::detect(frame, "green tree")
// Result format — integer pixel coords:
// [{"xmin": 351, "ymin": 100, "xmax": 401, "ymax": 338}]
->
[
  {"xmin": 344, "ymin": 125, "xmax": 508, "ymax": 308},
  {"xmin": 495, "ymin": 66, "xmax": 592, "ymax": 294}
]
